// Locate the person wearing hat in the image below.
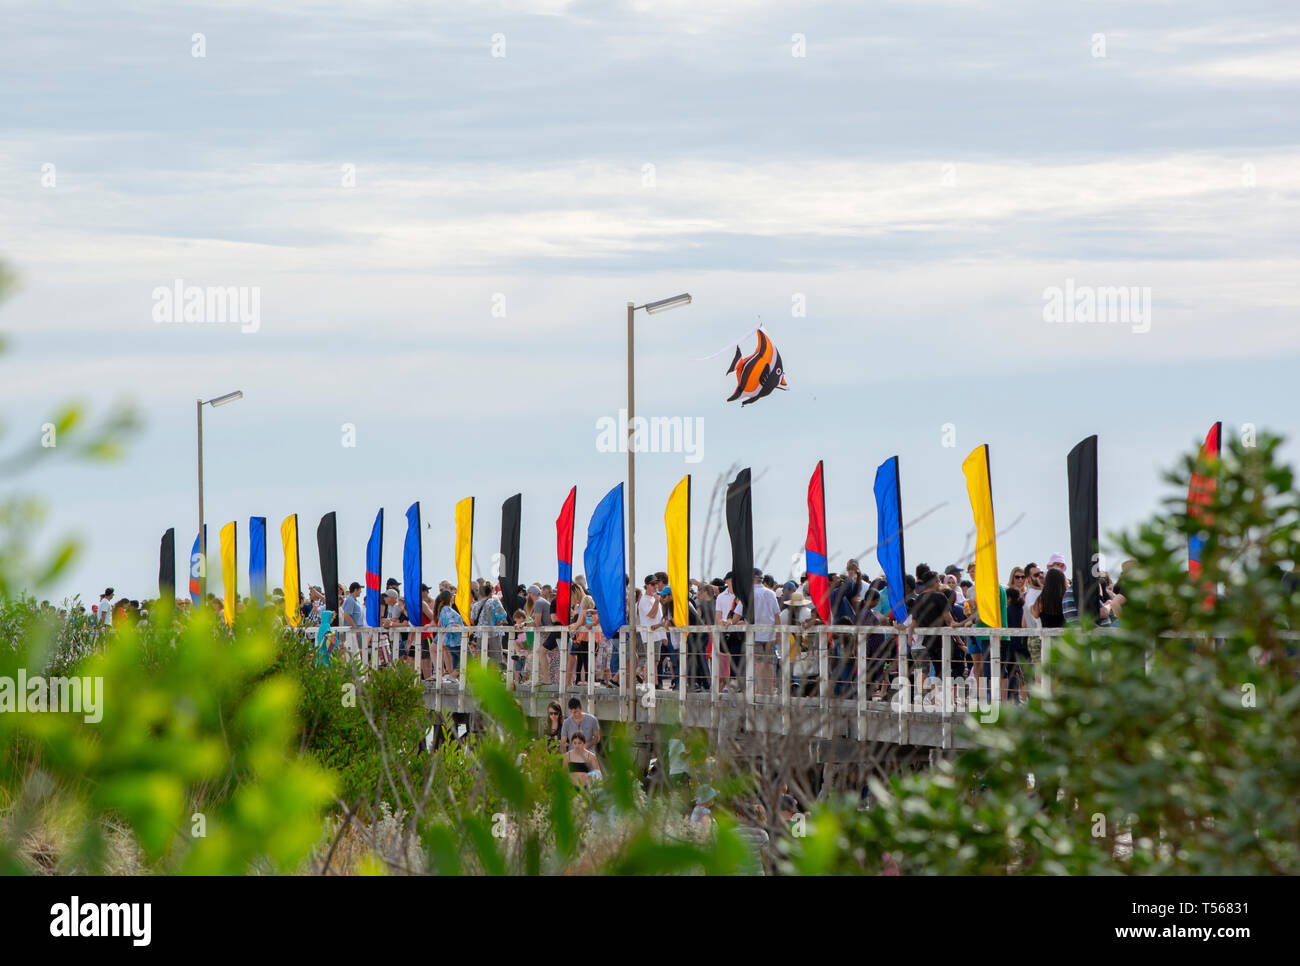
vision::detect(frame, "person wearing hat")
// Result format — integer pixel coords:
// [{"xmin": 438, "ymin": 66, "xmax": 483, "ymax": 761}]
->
[
  {"xmin": 778, "ymin": 589, "xmax": 818, "ymax": 694},
  {"xmin": 651, "ymin": 584, "xmax": 681, "ymax": 690},
  {"xmin": 377, "ymin": 586, "xmax": 407, "ymax": 668},
  {"xmin": 341, "ymin": 581, "xmax": 364, "ymax": 628},
  {"xmin": 691, "ymin": 784, "xmax": 718, "ymax": 827}
]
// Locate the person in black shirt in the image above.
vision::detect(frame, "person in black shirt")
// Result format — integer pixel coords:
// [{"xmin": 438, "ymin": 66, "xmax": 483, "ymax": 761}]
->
[
  {"xmin": 908, "ymin": 568, "xmax": 960, "ymax": 707},
  {"xmin": 1003, "ymin": 587, "xmax": 1028, "ymax": 703}
]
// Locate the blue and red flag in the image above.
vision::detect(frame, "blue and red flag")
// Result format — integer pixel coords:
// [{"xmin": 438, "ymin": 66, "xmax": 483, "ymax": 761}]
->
[
  {"xmin": 366, "ymin": 508, "xmax": 383, "ymax": 627},
  {"xmin": 805, "ymin": 461, "xmax": 830, "ymax": 622},
  {"xmin": 1188, "ymin": 421, "xmax": 1221, "ymax": 600},
  {"xmin": 189, "ymin": 526, "xmax": 206, "ymax": 605},
  {"xmin": 556, "ymin": 486, "xmax": 576, "ymax": 623}
]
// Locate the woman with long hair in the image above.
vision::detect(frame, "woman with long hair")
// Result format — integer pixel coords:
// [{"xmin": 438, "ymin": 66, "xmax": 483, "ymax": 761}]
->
[
  {"xmin": 562, "ymin": 731, "xmax": 601, "ymax": 786},
  {"xmin": 543, "ymin": 701, "xmax": 564, "ymax": 748},
  {"xmin": 435, "ymin": 589, "xmax": 465, "ymax": 679},
  {"xmin": 571, "ymin": 595, "xmax": 596, "ymax": 687},
  {"xmin": 1032, "ymin": 568, "xmax": 1067, "ymax": 629}
]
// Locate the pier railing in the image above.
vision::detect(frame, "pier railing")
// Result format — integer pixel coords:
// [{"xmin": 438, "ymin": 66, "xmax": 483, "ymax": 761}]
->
[{"xmin": 298, "ymin": 620, "xmax": 1110, "ymax": 747}]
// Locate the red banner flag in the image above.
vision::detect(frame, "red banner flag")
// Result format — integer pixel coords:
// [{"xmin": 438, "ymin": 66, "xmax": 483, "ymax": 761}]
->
[
  {"xmin": 556, "ymin": 486, "xmax": 576, "ymax": 623},
  {"xmin": 1188, "ymin": 422, "xmax": 1221, "ymax": 607},
  {"xmin": 805, "ymin": 461, "xmax": 830, "ymax": 622}
]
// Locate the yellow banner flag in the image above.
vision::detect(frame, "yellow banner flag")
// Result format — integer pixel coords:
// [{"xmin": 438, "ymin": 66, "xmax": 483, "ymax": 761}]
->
[
  {"xmin": 961, "ymin": 444, "xmax": 1000, "ymax": 626},
  {"xmin": 664, "ymin": 474, "xmax": 691, "ymax": 626},
  {"xmin": 219, "ymin": 520, "xmax": 237, "ymax": 626},
  {"xmin": 454, "ymin": 497, "xmax": 474, "ymax": 623},
  {"xmin": 281, "ymin": 514, "xmax": 300, "ymax": 627}
]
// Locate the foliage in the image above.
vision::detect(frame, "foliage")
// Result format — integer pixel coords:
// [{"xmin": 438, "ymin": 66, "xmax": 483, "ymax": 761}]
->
[
  {"xmin": 0, "ymin": 602, "xmax": 336, "ymax": 874},
  {"xmin": 0, "ymin": 594, "xmax": 101, "ymax": 676},
  {"xmin": 333, "ymin": 663, "xmax": 765, "ymax": 876},
  {"xmin": 274, "ymin": 628, "xmax": 427, "ymax": 815},
  {"xmin": 784, "ymin": 433, "xmax": 1300, "ymax": 875}
]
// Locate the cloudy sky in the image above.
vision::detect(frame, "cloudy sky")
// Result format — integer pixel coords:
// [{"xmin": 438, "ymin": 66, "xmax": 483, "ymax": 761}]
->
[{"xmin": 2, "ymin": 0, "xmax": 1297, "ymax": 604}]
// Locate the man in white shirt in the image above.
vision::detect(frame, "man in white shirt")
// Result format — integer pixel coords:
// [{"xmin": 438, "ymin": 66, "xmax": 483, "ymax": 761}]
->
[
  {"xmin": 637, "ymin": 574, "xmax": 666, "ymax": 683},
  {"xmin": 1022, "ymin": 562, "xmax": 1043, "ymax": 631},
  {"xmin": 97, "ymin": 588, "xmax": 115, "ymax": 625},
  {"xmin": 751, "ymin": 567, "xmax": 781, "ymax": 695}
]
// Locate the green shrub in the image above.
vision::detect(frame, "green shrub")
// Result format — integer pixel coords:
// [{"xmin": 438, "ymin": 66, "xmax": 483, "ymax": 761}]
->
[{"xmin": 784, "ymin": 432, "xmax": 1300, "ymax": 875}]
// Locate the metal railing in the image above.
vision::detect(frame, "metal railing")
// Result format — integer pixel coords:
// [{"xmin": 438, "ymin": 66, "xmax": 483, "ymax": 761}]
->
[{"xmin": 298, "ymin": 619, "xmax": 1099, "ymax": 747}]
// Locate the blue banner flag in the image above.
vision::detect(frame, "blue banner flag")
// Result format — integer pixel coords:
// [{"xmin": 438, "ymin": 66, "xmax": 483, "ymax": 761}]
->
[
  {"xmin": 583, "ymin": 483, "xmax": 626, "ymax": 639},
  {"xmin": 873, "ymin": 456, "xmax": 908, "ymax": 622},
  {"xmin": 403, "ymin": 502, "xmax": 422, "ymax": 627},
  {"xmin": 249, "ymin": 516, "xmax": 267, "ymax": 604},
  {"xmin": 189, "ymin": 526, "xmax": 206, "ymax": 606},
  {"xmin": 366, "ymin": 508, "xmax": 384, "ymax": 627}
]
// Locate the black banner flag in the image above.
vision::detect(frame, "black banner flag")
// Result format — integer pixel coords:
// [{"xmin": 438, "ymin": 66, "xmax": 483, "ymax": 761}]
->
[
  {"xmin": 1067, "ymin": 435, "xmax": 1101, "ymax": 620},
  {"xmin": 317, "ymin": 511, "xmax": 339, "ymax": 626},
  {"xmin": 159, "ymin": 527, "xmax": 175, "ymax": 600},
  {"xmin": 500, "ymin": 494, "xmax": 522, "ymax": 618},
  {"xmin": 726, "ymin": 468, "xmax": 754, "ymax": 620}
]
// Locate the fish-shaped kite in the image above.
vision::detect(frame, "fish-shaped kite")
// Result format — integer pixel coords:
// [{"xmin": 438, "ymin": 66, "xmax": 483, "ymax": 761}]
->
[{"xmin": 726, "ymin": 330, "xmax": 788, "ymax": 405}]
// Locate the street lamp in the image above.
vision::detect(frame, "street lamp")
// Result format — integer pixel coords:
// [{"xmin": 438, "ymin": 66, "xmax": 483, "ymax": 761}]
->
[
  {"xmin": 197, "ymin": 390, "xmax": 244, "ymax": 598},
  {"xmin": 625, "ymin": 293, "xmax": 691, "ymax": 725}
]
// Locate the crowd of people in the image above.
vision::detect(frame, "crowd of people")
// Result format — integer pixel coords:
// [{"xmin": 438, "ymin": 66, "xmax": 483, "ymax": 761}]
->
[{"xmin": 72, "ymin": 547, "xmax": 1129, "ymax": 708}]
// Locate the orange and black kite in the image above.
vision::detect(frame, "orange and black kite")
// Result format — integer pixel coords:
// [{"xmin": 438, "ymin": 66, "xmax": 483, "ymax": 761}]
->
[{"xmin": 726, "ymin": 330, "xmax": 787, "ymax": 406}]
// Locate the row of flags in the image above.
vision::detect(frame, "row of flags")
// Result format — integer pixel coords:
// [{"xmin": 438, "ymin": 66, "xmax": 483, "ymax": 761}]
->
[{"xmin": 158, "ymin": 423, "xmax": 1224, "ymax": 629}]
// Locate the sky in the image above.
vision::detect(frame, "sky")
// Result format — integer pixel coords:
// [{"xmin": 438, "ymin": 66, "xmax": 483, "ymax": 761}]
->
[{"xmin": 1, "ymin": 0, "xmax": 1298, "ymax": 605}]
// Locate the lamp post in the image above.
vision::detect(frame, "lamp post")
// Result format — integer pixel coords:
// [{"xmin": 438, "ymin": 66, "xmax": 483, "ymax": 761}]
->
[
  {"xmin": 624, "ymin": 293, "xmax": 691, "ymax": 726},
  {"xmin": 196, "ymin": 390, "xmax": 244, "ymax": 599}
]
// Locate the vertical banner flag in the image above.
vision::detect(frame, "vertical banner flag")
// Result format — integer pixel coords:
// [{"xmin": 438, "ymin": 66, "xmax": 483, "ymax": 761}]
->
[
  {"xmin": 281, "ymin": 514, "xmax": 301, "ymax": 627},
  {"xmin": 317, "ymin": 512, "xmax": 339, "ymax": 627},
  {"xmin": 249, "ymin": 516, "xmax": 267, "ymax": 605},
  {"xmin": 556, "ymin": 487, "xmax": 576, "ymax": 624},
  {"xmin": 726, "ymin": 467, "xmax": 755, "ymax": 620},
  {"xmin": 219, "ymin": 521, "xmax": 237, "ymax": 625},
  {"xmin": 961, "ymin": 445, "xmax": 1001, "ymax": 626},
  {"xmin": 805, "ymin": 460, "xmax": 830, "ymax": 622},
  {"xmin": 365, "ymin": 509, "xmax": 384, "ymax": 627},
  {"xmin": 1067, "ymin": 435, "xmax": 1101, "ymax": 621},
  {"xmin": 500, "ymin": 494, "xmax": 522, "ymax": 619},
  {"xmin": 404, "ymin": 502, "xmax": 422, "ymax": 626},
  {"xmin": 1188, "ymin": 421, "xmax": 1222, "ymax": 587},
  {"xmin": 455, "ymin": 497, "xmax": 474, "ymax": 622},
  {"xmin": 189, "ymin": 526, "xmax": 206, "ymax": 606},
  {"xmin": 159, "ymin": 528, "xmax": 175, "ymax": 600},
  {"xmin": 665, "ymin": 475, "xmax": 691, "ymax": 626},
  {"xmin": 873, "ymin": 456, "xmax": 907, "ymax": 621},
  {"xmin": 583, "ymin": 483, "xmax": 626, "ymax": 638}
]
